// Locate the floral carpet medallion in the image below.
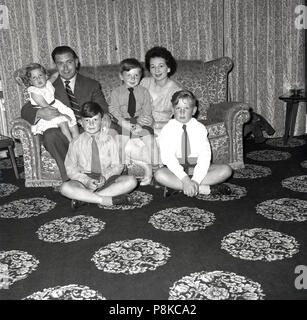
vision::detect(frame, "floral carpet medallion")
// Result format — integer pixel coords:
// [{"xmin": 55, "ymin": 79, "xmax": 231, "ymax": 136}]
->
[
  {"xmin": 92, "ymin": 238, "xmax": 171, "ymax": 274},
  {"xmin": 149, "ymin": 207, "xmax": 215, "ymax": 232},
  {"xmin": 99, "ymin": 191, "xmax": 153, "ymax": 210},
  {"xmin": 168, "ymin": 270, "xmax": 265, "ymax": 300},
  {"xmin": 196, "ymin": 183, "xmax": 247, "ymax": 201},
  {"xmin": 282, "ymin": 175, "xmax": 307, "ymax": 193},
  {"xmin": 301, "ymin": 160, "xmax": 307, "ymax": 169},
  {"xmin": 256, "ymin": 198, "xmax": 307, "ymax": 222},
  {"xmin": 24, "ymin": 284, "xmax": 106, "ymax": 300},
  {"xmin": 266, "ymin": 137, "xmax": 306, "ymax": 148},
  {"xmin": 233, "ymin": 164, "xmax": 272, "ymax": 179},
  {"xmin": 0, "ymin": 157, "xmax": 24, "ymax": 169},
  {"xmin": 246, "ymin": 150, "xmax": 291, "ymax": 161},
  {"xmin": 221, "ymin": 228, "xmax": 299, "ymax": 261},
  {"xmin": 0, "ymin": 250, "xmax": 39, "ymax": 287},
  {"xmin": 0, "ymin": 197, "xmax": 56, "ymax": 219},
  {"xmin": 0, "ymin": 183, "xmax": 19, "ymax": 198},
  {"xmin": 36, "ymin": 215, "xmax": 106, "ymax": 243}
]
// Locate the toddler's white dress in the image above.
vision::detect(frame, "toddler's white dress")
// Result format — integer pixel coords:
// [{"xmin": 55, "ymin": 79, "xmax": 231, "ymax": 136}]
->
[{"xmin": 28, "ymin": 80, "xmax": 77, "ymax": 135}]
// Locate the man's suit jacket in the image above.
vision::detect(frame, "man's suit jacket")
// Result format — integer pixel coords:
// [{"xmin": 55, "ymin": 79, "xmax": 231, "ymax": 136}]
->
[{"xmin": 21, "ymin": 73, "xmax": 109, "ymax": 125}]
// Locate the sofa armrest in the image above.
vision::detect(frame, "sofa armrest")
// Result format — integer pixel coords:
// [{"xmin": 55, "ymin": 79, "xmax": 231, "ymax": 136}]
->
[
  {"xmin": 206, "ymin": 102, "xmax": 250, "ymax": 166},
  {"xmin": 11, "ymin": 117, "xmax": 41, "ymax": 181}
]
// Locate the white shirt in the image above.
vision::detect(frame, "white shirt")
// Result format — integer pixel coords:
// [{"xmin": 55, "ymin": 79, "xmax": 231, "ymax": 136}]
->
[
  {"xmin": 61, "ymin": 75, "xmax": 77, "ymax": 93},
  {"xmin": 159, "ymin": 118, "xmax": 212, "ymax": 184}
]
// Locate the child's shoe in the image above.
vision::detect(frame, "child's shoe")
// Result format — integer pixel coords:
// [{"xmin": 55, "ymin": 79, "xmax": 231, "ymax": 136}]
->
[{"xmin": 210, "ymin": 184, "xmax": 232, "ymax": 196}]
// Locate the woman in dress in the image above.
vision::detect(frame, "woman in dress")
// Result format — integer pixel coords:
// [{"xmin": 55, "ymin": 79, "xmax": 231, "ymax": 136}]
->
[{"xmin": 141, "ymin": 46, "xmax": 182, "ymax": 135}]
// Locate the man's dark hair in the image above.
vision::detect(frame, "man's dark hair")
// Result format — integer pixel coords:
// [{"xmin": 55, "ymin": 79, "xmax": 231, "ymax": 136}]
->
[
  {"xmin": 145, "ymin": 46, "xmax": 177, "ymax": 77},
  {"xmin": 120, "ymin": 58, "xmax": 143, "ymax": 76},
  {"xmin": 51, "ymin": 46, "xmax": 81, "ymax": 70},
  {"xmin": 171, "ymin": 89, "xmax": 197, "ymax": 108},
  {"xmin": 80, "ymin": 101, "xmax": 104, "ymax": 118}
]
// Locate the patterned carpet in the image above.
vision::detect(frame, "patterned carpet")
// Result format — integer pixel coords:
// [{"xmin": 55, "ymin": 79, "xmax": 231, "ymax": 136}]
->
[{"xmin": 0, "ymin": 136, "xmax": 307, "ymax": 300}]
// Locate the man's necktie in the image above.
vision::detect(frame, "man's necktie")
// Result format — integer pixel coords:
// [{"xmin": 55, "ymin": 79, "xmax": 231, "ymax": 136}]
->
[
  {"xmin": 65, "ymin": 80, "xmax": 80, "ymax": 119},
  {"xmin": 127, "ymin": 88, "xmax": 136, "ymax": 118},
  {"xmin": 182, "ymin": 124, "xmax": 191, "ymax": 173},
  {"xmin": 91, "ymin": 136, "xmax": 101, "ymax": 175}
]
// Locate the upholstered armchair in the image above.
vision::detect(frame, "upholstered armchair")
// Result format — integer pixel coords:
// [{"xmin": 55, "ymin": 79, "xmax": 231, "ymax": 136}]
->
[{"xmin": 11, "ymin": 56, "xmax": 250, "ymax": 187}]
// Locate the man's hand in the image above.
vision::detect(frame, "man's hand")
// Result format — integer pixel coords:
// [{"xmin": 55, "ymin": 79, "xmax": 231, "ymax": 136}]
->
[
  {"xmin": 36, "ymin": 107, "xmax": 60, "ymax": 121},
  {"xmin": 181, "ymin": 176, "xmax": 199, "ymax": 197}
]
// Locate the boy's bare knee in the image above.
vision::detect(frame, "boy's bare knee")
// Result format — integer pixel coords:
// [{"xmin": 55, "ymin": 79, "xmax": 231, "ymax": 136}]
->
[
  {"xmin": 223, "ymin": 165, "xmax": 233, "ymax": 179},
  {"xmin": 59, "ymin": 182, "xmax": 69, "ymax": 196}
]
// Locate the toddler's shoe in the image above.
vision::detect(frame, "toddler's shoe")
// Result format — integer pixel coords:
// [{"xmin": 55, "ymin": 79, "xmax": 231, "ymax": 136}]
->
[
  {"xmin": 210, "ymin": 184, "xmax": 232, "ymax": 196},
  {"xmin": 140, "ymin": 175, "xmax": 152, "ymax": 186}
]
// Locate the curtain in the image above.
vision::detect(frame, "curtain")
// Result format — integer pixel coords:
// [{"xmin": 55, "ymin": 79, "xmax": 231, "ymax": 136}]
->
[
  {"xmin": 0, "ymin": 0, "xmax": 305, "ymax": 138},
  {"xmin": 224, "ymin": 0, "xmax": 305, "ymax": 137}
]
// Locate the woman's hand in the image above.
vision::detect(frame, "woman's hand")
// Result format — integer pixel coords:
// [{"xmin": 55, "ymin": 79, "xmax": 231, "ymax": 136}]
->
[{"xmin": 138, "ymin": 115, "xmax": 153, "ymax": 126}]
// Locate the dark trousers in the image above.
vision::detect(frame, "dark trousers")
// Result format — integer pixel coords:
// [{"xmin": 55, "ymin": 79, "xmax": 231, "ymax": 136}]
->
[{"xmin": 42, "ymin": 128, "xmax": 69, "ymax": 181}]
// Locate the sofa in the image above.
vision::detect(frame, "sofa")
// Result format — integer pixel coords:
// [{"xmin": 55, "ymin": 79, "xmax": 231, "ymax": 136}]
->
[{"xmin": 11, "ymin": 57, "xmax": 250, "ymax": 187}]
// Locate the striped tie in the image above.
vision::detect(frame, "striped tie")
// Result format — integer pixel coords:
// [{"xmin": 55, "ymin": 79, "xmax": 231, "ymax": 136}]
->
[{"xmin": 65, "ymin": 80, "xmax": 80, "ymax": 119}]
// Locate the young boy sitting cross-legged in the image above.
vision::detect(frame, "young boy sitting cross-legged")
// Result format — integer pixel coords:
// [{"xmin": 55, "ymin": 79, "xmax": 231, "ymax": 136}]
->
[
  {"xmin": 60, "ymin": 101, "xmax": 137, "ymax": 209},
  {"xmin": 154, "ymin": 89, "xmax": 232, "ymax": 198}
]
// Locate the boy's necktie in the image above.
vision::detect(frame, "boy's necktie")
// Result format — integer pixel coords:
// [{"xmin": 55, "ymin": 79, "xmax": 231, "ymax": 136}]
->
[
  {"xmin": 128, "ymin": 88, "xmax": 136, "ymax": 118},
  {"xmin": 91, "ymin": 136, "xmax": 101, "ymax": 175},
  {"xmin": 65, "ymin": 80, "xmax": 80, "ymax": 119},
  {"xmin": 182, "ymin": 124, "xmax": 191, "ymax": 173}
]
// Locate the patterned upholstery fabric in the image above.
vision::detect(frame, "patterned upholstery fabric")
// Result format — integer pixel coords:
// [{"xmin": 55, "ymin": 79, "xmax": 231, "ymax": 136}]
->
[{"xmin": 11, "ymin": 57, "xmax": 250, "ymax": 187}]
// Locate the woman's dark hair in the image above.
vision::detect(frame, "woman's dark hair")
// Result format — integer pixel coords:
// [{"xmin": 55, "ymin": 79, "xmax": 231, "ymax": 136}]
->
[
  {"xmin": 120, "ymin": 58, "xmax": 143, "ymax": 76},
  {"xmin": 51, "ymin": 46, "xmax": 81, "ymax": 70},
  {"xmin": 80, "ymin": 101, "xmax": 104, "ymax": 118},
  {"xmin": 145, "ymin": 46, "xmax": 177, "ymax": 77}
]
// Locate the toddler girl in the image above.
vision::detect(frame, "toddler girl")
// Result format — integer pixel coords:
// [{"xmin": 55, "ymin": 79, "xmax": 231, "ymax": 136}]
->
[{"xmin": 24, "ymin": 63, "xmax": 79, "ymax": 142}]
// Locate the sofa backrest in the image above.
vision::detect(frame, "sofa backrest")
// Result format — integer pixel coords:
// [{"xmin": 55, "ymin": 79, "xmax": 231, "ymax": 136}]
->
[
  {"xmin": 80, "ymin": 56, "xmax": 233, "ymax": 120},
  {"xmin": 15, "ymin": 56, "xmax": 233, "ymax": 120}
]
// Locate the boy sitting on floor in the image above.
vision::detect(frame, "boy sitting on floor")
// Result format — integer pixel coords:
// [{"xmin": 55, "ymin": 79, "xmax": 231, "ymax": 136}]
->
[
  {"xmin": 154, "ymin": 89, "xmax": 232, "ymax": 197},
  {"xmin": 60, "ymin": 101, "xmax": 137, "ymax": 209}
]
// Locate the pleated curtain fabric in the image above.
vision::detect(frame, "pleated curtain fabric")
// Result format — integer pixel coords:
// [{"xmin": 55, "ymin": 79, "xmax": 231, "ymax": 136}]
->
[{"xmin": 0, "ymin": 0, "xmax": 304, "ymax": 139}]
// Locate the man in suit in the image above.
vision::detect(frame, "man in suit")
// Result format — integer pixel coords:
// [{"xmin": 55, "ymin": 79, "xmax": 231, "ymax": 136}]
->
[{"xmin": 21, "ymin": 46, "xmax": 110, "ymax": 181}]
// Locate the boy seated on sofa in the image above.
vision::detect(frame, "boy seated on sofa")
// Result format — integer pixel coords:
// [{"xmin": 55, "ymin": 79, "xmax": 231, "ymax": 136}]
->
[
  {"xmin": 60, "ymin": 101, "xmax": 137, "ymax": 209},
  {"xmin": 154, "ymin": 89, "xmax": 233, "ymax": 197},
  {"xmin": 109, "ymin": 58, "xmax": 159, "ymax": 186}
]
